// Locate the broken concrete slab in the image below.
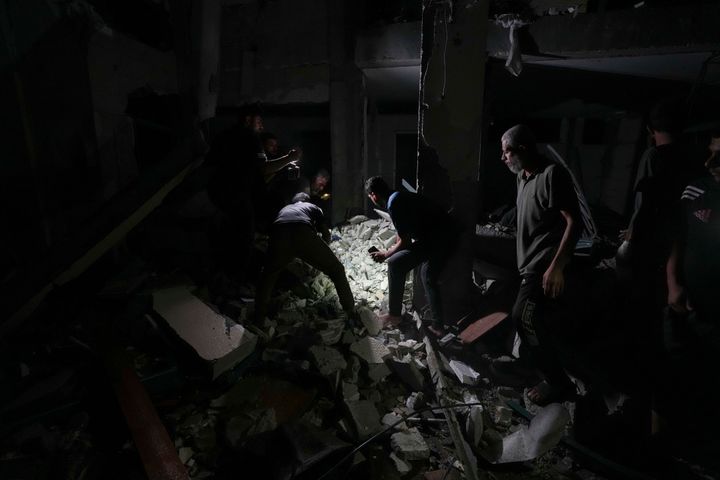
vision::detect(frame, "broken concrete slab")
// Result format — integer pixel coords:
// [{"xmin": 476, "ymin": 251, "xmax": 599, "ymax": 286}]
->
[
  {"xmin": 448, "ymin": 360, "xmax": 481, "ymax": 386},
  {"xmin": 405, "ymin": 392, "xmax": 426, "ymax": 411},
  {"xmin": 345, "ymin": 400, "xmax": 382, "ymax": 440},
  {"xmin": 358, "ymin": 307, "xmax": 383, "ymax": 336},
  {"xmin": 382, "ymin": 412, "xmax": 408, "ymax": 431},
  {"xmin": 458, "ymin": 312, "xmax": 508, "ymax": 345},
  {"xmin": 389, "ymin": 452, "xmax": 412, "ymax": 475},
  {"xmin": 153, "ymin": 287, "xmax": 257, "ymax": 379},
  {"xmin": 465, "ymin": 406, "xmax": 484, "ymax": 448},
  {"xmin": 309, "ymin": 346, "xmax": 347, "ymax": 376},
  {"xmin": 350, "ymin": 337, "xmax": 391, "ymax": 364},
  {"xmin": 342, "ymin": 382, "xmax": 360, "ymax": 401},
  {"xmin": 225, "ymin": 408, "xmax": 277, "ymax": 447},
  {"xmin": 391, "ymin": 428, "xmax": 430, "ymax": 460},
  {"xmin": 389, "ymin": 355, "xmax": 426, "ymax": 391},
  {"xmin": 368, "ymin": 362, "xmax": 392, "ymax": 383}
]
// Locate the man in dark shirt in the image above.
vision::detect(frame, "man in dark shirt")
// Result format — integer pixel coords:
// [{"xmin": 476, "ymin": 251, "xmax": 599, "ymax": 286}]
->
[
  {"xmin": 365, "ymin": 176, "xmax": 460, "ymax": 336},
  {"xmin": 500, "ymin": 125, "xmax": 582, "ymax": 405},
  {"xmin": 205, "ymin": 106, "xmax": 300, "ymax": 281},
  {"xmin": 255, "ymin": 193, "xmax": 355, "ymax": 322}
]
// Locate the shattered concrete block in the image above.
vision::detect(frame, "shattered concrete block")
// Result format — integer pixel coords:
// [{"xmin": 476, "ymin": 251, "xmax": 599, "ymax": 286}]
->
[
  {"xmin": 448, "ymin": 360, "xmax": 481, "ymax": 386},
  {"xmin": 397, "ymin": 340, "xmax": 418, "ymax": 355},
  {"xmin": 344, "ymin": 356, "xmax": 361, "ymax": 384},
  {"xmin": 349, "ymin": 215, "xmax": 369, "ymax": 224},
  {"xmin": 153, "ymin": 287, "xmax": 257, "ymax": 379},
  {"xmin": 385, "ymin": 329, "xmax": 402, "ymax": 342},
  {"xmin": 405, "ymin": 392, "xmax": 426, "ymax": 411},
  {"xmin": 225, "ymin": 408, "xmax": 277, "ymax": 447},
  {"xmin": 342, "ymin": 382, "xmax": 360, "ymax": 402},
  {"xmin": 350, "ymin": 337, "xmax": 391, "ymax": 364},
  {"xmin": 493, "ymin": 405, "xmax": 513, "ymax": 428},
  {"xmin": 345, "ymin": 400, "xmax": 382, "ymax": 439},
  {"xmin": 317, "ymin": 319, "xmax": 345, "ymax": 345},
  {"xmin": 390, "ymin": 355, "xmax": 426, "ymax": 391},
  {"xmin": 358, "ymin": 307, "xmax": 383, "ymax": 336},
  {"xmin": 368, "ymin": 362, "xmax": 392, "ymax": 383},
  {"xmin": 359, "ymin": 226, "xmax": 373, "ymax": 241},
  {"xmin": 391, "ymin": 428, "xmax": 430, "ymax": 460},
  {"xmin": 309, "ymin": 346, "xmax": 347, "ymax": 376},
  {"xmin": 178, "ymin": 446, "xmax": 194, "ymax": 464},
  {"xmin": 382, "ymin": 412, "xmax": 408, "ymax": 431},
  {"xmin": 390, "ymin": 452, "xmax": 412, "ymax": 475}
]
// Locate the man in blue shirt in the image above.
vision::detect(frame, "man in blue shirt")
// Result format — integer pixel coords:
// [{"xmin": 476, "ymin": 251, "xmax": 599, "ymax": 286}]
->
[{"xmin": 365, "ymin": 176, "xmax": 460, "ymax": 336}]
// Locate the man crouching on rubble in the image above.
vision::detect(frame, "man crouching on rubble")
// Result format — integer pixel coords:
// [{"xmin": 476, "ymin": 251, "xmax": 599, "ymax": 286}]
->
[
  {"xmin": 500, "ymin": 125, "xmax": 582, "ymax": 405},
  {"xmin": 365, "ymin": 176, "xmax": 460, "ymax": 336},
  {"xmin": 255, "ymin": 193, "xmax": 356, "ymax": 323}
]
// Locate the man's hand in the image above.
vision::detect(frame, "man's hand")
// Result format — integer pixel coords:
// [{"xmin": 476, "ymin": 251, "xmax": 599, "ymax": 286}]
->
[
  {"xmin": 370, "ymin": 250, "xmax": 387, "ymax": 263},
  {"xmin": 542, "ymin": 265, "xmax": 565, "ymax": 299},
  {"xmin": 288, "ymin": 148, "xmax": 302, "ymax": 162},
  {"xmin": 667, "ymin": 282, "xmax": 688, "ymax": 314}
]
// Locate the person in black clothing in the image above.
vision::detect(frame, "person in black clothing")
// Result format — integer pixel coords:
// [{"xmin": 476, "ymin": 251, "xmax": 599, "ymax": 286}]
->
[
  {"xmin": 205, "ymin": 106, "xmax": 299, "ymax": 282},
  {"xmin": 365, "ymin": 176, "xmax": 460, "ymax": 336},
  {"xmin": 255, "ymin": 193, "xmax": 355, "ymax": 322},
  {"xmin": 499, "ymin": 125, "xmax": 582, "ymax": 405}
]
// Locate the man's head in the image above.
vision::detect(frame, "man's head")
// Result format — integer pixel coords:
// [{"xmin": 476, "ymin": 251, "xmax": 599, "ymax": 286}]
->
[
  {"xmin": 648, "ymin": 98, "xmax": 684, "ymax": 139},
  {"xmin": 239, "ymin": 104, "xmax": 264, "ymax": 134},
  {"xmin": 365, "ymin": 176, "xmax": 392, "ymax": 208},
  {"xmin": 260, "ymin": 132, "xmax": 278, "ymax": 157},
  {"xmin": 311, "ymin": 169, "xmax": 330, "ymax": 195},
  {"xmin": 706, "ymin": 131, "xmax": 720, "ymax": 181},
  {"xmin": 292, "ymin": 192, "xmax": 311, "ymax": 203},
  {"xmin": 500, "ymin": 124, "xmax": 536, "ymax": 174}
]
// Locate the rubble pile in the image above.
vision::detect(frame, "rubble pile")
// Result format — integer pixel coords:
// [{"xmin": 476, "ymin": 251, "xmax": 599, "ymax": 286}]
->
[{"xmin": 157, "ymin": 217, "xmax": 583, "ymax": 479}]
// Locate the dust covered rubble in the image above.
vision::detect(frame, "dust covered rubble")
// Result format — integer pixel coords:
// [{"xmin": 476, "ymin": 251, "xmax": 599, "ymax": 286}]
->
[{"xmin": 163, "ymin": 217, "xmax": 576, "ymax": 479}]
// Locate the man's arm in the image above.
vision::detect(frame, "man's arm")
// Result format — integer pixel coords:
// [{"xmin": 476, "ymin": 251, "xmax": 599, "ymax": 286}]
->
[
  {"xmin": 543, "ymin": 209, "xmax": 580, "ymax": 298},
  {"xmin": 370, "ymin": 234, "xmax": 409, "ymax": 263},
  {"xmin": 263, "ymin": 149, "xmax": 302, "ymax": 181}
]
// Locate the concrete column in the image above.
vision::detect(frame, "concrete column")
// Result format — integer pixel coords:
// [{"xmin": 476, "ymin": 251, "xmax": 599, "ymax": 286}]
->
[
  {"xmin": 194, "ymin": 0, "xmax": 221, "ymax": 122},
  {"xmin": 420, "ymin": 0, "xmax": 489, "ymax": 223},
  {"xmin": 329, "ymin": 0, "xmax": 365, "ymax": 224}
]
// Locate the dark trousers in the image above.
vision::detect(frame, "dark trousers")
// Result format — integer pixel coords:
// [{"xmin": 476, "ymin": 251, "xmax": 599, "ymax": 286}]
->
[
  {"xmin": 386, "ymin": 240, "xmax": 452, "ymax": 327},
  {"xmin": 513, "ymin": 275, "xmax": 575, "ymax": 391},
  {"xmin": 256, "ymin": 223, "xmax": 354, "ymax": 320}
]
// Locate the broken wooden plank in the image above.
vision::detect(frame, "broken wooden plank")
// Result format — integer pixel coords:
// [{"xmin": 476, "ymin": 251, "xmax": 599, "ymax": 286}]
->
[{"xmin": 458, "ymin": 311, "xmax": 508, "ymax": 345}]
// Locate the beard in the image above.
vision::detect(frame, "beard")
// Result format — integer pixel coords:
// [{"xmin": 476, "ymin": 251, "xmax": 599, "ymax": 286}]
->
[{"xmin": 505, "ymin": 158, "xmax": 522, "ymax": 174}]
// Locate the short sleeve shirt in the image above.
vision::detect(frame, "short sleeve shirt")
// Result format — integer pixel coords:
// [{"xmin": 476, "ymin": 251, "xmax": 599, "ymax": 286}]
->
[
  {"xmin": 387, "ymin": 191, "xmax": 455, "ymax": 243},
  {"xmin": 516, "ymin": 160, "xmax": 579, "ymax": 276},
  {"xmin": 274, "ymin": 201, "xmax": 325, "ymax": 231}
]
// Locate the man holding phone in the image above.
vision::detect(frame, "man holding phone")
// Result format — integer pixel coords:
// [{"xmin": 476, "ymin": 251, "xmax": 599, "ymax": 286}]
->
[{"xmin": 365, "ymin": 176, "xmax": 461, "ymax": 335}]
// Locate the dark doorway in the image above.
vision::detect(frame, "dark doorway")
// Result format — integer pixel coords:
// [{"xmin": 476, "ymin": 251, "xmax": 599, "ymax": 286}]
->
[{"xmin": 395, "ymin": 133, "xmax": 418, "ymax": 191}]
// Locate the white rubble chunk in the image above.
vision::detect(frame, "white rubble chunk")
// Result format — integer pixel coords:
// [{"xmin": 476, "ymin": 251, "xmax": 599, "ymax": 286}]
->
[
  {"xmin": 496, "ymin": 404, "xmax": 570, "ymax": 463},
  {"xmin": 153, "ymin": 287, "xmax": 257, "ymax": 379},
  {"xmin": 345, "ymin": 400, "xmax": 382, "ymax": 439},
  {"xmin": 448, "ymin": 359, "xmax": 481, "ymax": 385},
  {"xmin": 389, "ymin": 452, "xmax": 412, "ymax": 474},
  {"xmin": 358, "ymin": 307, "xmax": 383, "ymax": 336},
  {"xmin": 309, "ymin": 346, "xmax": 347, "ymax": 376},
  {"xmin": 350, "ymin": 337, "xmax": 391, "ymax": 364},
  {"xmin": 390, "ymin": 428, "xmax": 430, "ymax": 460},
  {"xmin": 382, "ymin": 412, "xmax": 408, "ymax": 431}
]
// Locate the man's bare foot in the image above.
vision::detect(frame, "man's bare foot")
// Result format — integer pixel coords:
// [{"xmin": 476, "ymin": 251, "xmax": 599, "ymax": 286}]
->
[{"xmin": 379, "ymin": 313, "xmax": 402, "ymax": 328}]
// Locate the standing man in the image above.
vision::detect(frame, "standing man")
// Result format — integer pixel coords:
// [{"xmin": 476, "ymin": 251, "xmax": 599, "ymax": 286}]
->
[
  {"xmin": 255, "ymin": 193, "xmax": 355, "ymax": 322},
  {"xmin": 206, "ymin": 105, "xmax": 300, "ymax": 282},
  {"xmin": 365, "ymin": 176, "xmax": 460, "ymax": 336},
  {"xmin": 500, "ymin": 125, "xmax": 582, "ymax": 405}
]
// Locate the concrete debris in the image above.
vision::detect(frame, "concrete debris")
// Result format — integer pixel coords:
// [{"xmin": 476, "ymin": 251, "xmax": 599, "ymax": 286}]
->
[
  {"xmin": 391, "ymin": 428, "xmax": 430, "ymax": 460},
  {"xmin": 350, "ymin": 337, "xmax": 391, "ymax": 364},
  {"xmin": 496, "ymin": 404, "xmax": 570, "ymax": 463},
  {"xmin": 465, "ymin": 406, "xmax": 484, "ymax": 448},
  {"xmin": 406, "ymin": 392, "xmax": 427, "ymax": 411},
  {"xmin": 492, "ymin": 405, "xmax": 513, "ymax": 429},
  {"xmin": 368, "ymin": 362, "xmax": 392, "ymax": 383},
  {"xmin": 342, "ymin": 382, "xmax": 360, "ymax": 401},
  {"xmin": 390, "ymin": 452, "xmax": 412, "ymax": 474},
  {"xmin": 358, "ymin": 307, "xmax": 383, "ymax": 336},
  {"xmin": 178, "ymin": 446, "xmax": 194, "ymax": 464},
  {"xmin": 225, "ymin": 408, "xmax": 277, "ymax": 447},
  {"xmin": 390, "ymin": 355, "xmax": 426, "ymax": 391},
  {"xmin": 344, "ymin": 355, "xmax": 361, "ymax": 384},
  {"xmin": 345, "ymin": 400, "xmax": 382, "ymax": 440},
  {"xmin": 317, "ymin": 319, "xmax": 345, "ymax": 345},
  {"xmin": 153, "ymin": 286, "xmax": 257, "ymax": 379},
  {"xmin": 448, "ymin": 360, "xmax": 482, "ymax": 386},
  {"xmin": 438, "ymin": 333, "xmax": 456, "ymax": 347},
  {"xmin": 309, "ymin": 346, "xmax": 347, "ymax": 376},
  {"xmin": 348, "ymin": 215, "xmax": 369, "ymax": 224},
  {"xmin": 382, "ymin": 412, "xmax": 409, "ymax": 431}
]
